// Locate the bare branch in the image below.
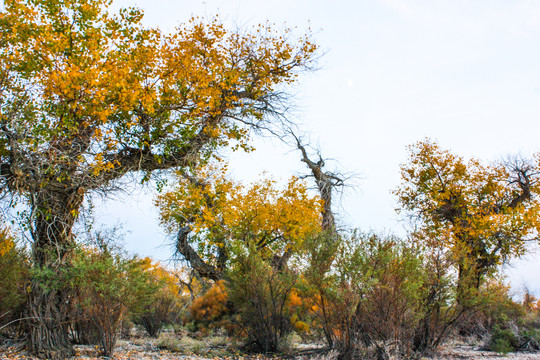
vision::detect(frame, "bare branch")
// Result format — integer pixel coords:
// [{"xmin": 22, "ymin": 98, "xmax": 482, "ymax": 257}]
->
[{"xmin": 288, "ymin": 131, "xmax": 346, "ymax": 234}]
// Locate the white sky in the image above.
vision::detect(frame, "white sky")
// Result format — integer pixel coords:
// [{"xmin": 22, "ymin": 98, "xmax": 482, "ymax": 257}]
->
[{"xmin": 94, "ymin": 0, "xmax": 540, "ymax": 297}]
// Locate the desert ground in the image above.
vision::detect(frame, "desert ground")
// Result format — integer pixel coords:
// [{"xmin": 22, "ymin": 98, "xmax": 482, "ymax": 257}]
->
[{"xmin": 3, "ymin": 339, "xmax": 540, "ymax": 360}]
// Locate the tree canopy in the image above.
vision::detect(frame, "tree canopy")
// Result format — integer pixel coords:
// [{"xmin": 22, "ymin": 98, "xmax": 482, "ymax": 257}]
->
[
  {"xmin": 394, "ymin": 140, "xmax": 540, "ymax": 293},
  {"xmin": 0, "ymin": 0, "xmax": 317, "ymax": 200},
  {"xmin": 156, "ymin": 164, "xmax": 322, "ymax": 280}
]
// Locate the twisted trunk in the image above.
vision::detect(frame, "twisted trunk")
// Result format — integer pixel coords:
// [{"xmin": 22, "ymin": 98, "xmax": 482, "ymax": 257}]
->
[{"xmin": 27, "ymin": 190, "xmax": 83, "ymax": 359}]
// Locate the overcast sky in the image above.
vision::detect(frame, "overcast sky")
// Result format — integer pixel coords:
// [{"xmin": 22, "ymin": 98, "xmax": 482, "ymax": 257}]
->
[{"xmin": 93, "ymin": 0, "xmax": 540, "ymax": 296}]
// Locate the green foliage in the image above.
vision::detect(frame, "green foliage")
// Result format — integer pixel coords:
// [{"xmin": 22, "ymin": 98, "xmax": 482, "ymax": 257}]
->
[
  {"xmin": 227, "ymin": 251, "xmax": 297, "ymax": 353},
  {"xmin": 136, "ymin": 293, "xmax": 178, "ymax": 338},
  {"xmin": 132, "ymin": 259, "xmax": 185, "ymax": 337},
  {"xmin": 300, "ymin": 231, "xmax": 364, "ymax": 352},
  {"xmin": 517, "ymin": 327, "xmax": 540, "ymax": 351},
  {"xmin": 0, "ymin": 228, "xmax": 29, "ymax": 331},
  {"xmin": 488, "ymin": 326, "xmax": 519, "ymax": 354},
  {"xmin": 354, "ymin": 234, "xmax": 429, "ymax": 349},
  {"xmin": 302, "ymin": 231, "xmax": 456, "ymax": 358},
  {"xmin": 454, "ymin": 279, "xmax": 530, "ymax": 347},
  {"xmin": 475, "ymin": 287, "xmax": 540, "ymax": 354},
  {"xmin": 68, "ymin": 245, "xmax": 160, "ymax": 357}
]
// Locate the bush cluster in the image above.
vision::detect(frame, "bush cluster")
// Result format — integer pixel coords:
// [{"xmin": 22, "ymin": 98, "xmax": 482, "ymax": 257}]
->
[
  {"xmin": 3, "ymin": 225, "xmax": 540, "ymax": 359},
  {"xmin": 0, "ymin": 227, "xmax": 190, "ymax": 357}
]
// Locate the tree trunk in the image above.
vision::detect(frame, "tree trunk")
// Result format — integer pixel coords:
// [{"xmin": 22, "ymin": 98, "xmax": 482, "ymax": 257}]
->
[
  {"xmin": 27, "ymin": 281, "xmax": 74, "ymax": 360},
  {"xmin": 27, "ymin": 190, "xmax": 83, "ymax": 359}
]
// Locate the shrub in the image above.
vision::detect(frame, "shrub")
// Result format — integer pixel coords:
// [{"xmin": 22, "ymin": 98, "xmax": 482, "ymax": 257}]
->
[
  {"xmin": 227, "ymin": 252, "xmax": 297, "ymax": 353},
  {"xmin": 134, "ymin": 259, "xmax": 184, "ymax": 337},
  {"xmin": 185, "ymin": 280, "xmax": 229, "ymax": 334},
  {"xmin": 303, "ymin": 233, "xmax": 376, "ymax": 355},
  {"xmin": 156, "ymin": 332, "xmax": 235, "ymax": 357},
  {"xmin": 488, "ymin": 326, "xmax": 519, "ymax": 354},
  {"xmin": 69, "ymin": 246, "xmax": 159, "ymax": 356},
  {"xmin": 0, "ymin": 227, "xmax": 29, "ymax": 334},
  {"xmin": 518, "ymin": 328, "xmax": 540, "ymax": 351},
  {"xmin": 355, "ymin": 238, "xmax": 428, "ymax": 357},
  {"xmin": 302, "ymin": 232, "xmax": 456, "ymax": 359},
  {"xmin": 459, "ymin": 279, "xmax": 523, "ymax": 339}
]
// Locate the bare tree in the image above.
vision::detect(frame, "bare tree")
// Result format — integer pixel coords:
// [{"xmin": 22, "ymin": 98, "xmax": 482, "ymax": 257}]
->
[{"xmin": 290, "ymin": 132, "xmax": 347, "ymax": 238}]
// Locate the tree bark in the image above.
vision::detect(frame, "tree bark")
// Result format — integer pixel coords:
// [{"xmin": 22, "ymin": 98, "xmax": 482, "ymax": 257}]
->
[
  {"xmin": 176, "ymin": 226, "xmax": 222, "ymax": 281},
  {"xmin": 27, "ymin": 190, "xmax": 83, "ymax": 359},
  {"xmin": 27, "ymin": 281, "xmax": 74, "ymax": 360}
]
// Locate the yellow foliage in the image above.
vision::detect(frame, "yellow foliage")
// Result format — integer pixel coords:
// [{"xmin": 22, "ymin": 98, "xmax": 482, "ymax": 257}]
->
[
  {"xmin": 289, "ymin": 290, "xmax": 303, "ymax": 307},
  {"xmin": 156, "ymin": 163, "xmax": 323, "ymax": 264},
  {"xmin": 395, "ymin": 139, "xmax": 540, "ymax": 283},
  {"xmin": 0, "ymin": 228, "xmax": 16, "ymax": 257},
  {"xmin": 293, "ymin": 320, "xmax": 310, "ymax": 333},
  {"xmin": 189, "ymin": 280, "xmax": 228, "ymax": 322},
  {"xmin": 138, "ymin": 257, "xmax": 183, "ymax": 300},
  {"xmin": 0, "ymin": 0, "xmax": 318, "ymax": 189}
]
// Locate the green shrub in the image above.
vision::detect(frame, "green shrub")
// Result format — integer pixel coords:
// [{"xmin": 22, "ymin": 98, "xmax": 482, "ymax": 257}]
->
[
  {"xmin": 69, "ymin": 245, "xmax": 159, "ymax": 356},
  {"xmin": 227, "ymin": 252, "xmax": 296, "ymax": 353},
  {"xmin": 0, "ymin": 228, "xmax": 29, "ymax": 334},
  {"xmin": 488, "ymin": 327, "xmax": 518, "ymax": 354},
  {"xmin": 302, "ymin": 232, "xmax": 455, "ymax": 359},
  {"xmin": 133, "ymin": 259, "xmax": 185, "ymax": 337},
  {"xmin": 518, "ymin": 328, "xmax": 540, "ymax": 351}
]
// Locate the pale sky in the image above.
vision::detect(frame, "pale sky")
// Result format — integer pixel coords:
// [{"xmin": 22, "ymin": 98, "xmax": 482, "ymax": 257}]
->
[{"xmin": 93, "ymin": 0, "xmax": 540, "ymax": 297}]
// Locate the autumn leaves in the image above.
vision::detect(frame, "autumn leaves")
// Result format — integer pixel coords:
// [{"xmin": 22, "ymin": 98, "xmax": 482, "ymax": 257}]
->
[{"xmin": 395, "ymin": 140, "xmax": 540, "ymax": 295}]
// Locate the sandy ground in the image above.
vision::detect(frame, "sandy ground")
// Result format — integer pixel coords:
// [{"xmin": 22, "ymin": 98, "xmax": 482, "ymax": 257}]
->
[
  {"xmin": 3, "ymin": 341, "xmax": 540, "ymax": 360},
  {"xmin": 430, "ymin": 344, "xmax": 540, "ymax": 360}
]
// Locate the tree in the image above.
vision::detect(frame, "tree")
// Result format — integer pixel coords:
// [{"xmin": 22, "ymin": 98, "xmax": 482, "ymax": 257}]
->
[
  {"xmin": 156, "ymin": 164, "xmax": 322, "ymax": 280},
  {"xmin": 292, "ymin": 134, "xmax": 345, "ymax": 237},
  {"xmin": 0, "ymin": 0, "xmax": 317, "ymax": 357},
  {"xmin": 394, "ymin": 140, "xmax": 540, "ymax": 301},
  {"xmin": 157, "ymin": 166, "xmax": 322, "ymax": 352}
]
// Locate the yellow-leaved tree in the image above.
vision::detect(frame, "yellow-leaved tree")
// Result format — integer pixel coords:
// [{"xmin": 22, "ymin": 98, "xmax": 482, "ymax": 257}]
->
[
  {"xmin": 156, "ymin": 164, "xmax": 323, "ymax": 279},
  {"xmin": 156, "ymin": 164, "xmax": 322, "ymax": 351},
  {"xmin": 394, "ymin": 140, "xmax": 540, "ymax": 302},
  {"xmin": 0, "ymin": 0, "xmax": 317, "ymax": 357},
  {"xmin": 0, "ymin": 226, "xmax": 28, "ymax": 329}
]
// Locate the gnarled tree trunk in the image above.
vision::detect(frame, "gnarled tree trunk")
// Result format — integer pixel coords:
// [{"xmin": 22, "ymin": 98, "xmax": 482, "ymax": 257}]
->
[{"xmin": 27, "ymin": 190, "xmax": 83, "ymax": 359}]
